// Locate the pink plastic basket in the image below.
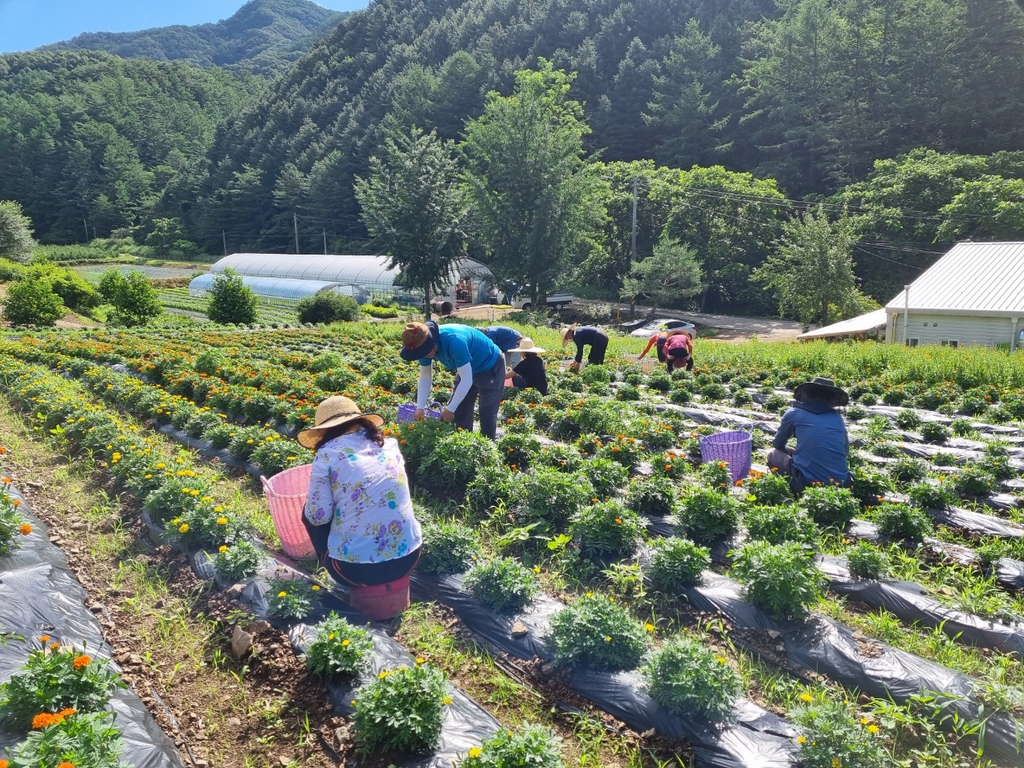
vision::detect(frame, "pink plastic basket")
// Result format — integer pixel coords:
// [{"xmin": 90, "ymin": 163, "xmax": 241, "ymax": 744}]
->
[
  {"xmin": 349, "ymin": 575, "xmax": 412, "ymax": 621},
  {"xmin": 261, "ymin": 464, "xmax": 316, "ymax": 559},
  {"xmin": 699, "ymin": 430, "xmax": 753, "ymax": 483},
  {"xmin": 396, "ymin": 403, "xmax": 442, "ymax": 423}
]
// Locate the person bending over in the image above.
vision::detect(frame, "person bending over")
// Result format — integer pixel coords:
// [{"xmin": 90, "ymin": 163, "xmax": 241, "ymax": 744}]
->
[
  {"xmin": 399, "ymin": 321, "xmax": 505, "ymax": 439},
  {"xmin": 562, "ymin": 324, "xmax": 609, "ymax": 370},
  {"xmin": 300, "ymin": 396, "xmax": 423, "ymax": 587},
  {"xmin": 662, "ymin": 331, "xmax": 694, "ymax": 373},
  {"xmin": 507, "ymin": 337, "xmax": 548, "ymax": 395},
  {"xmin": 767, "ymin": 377, "xmax": 851, "ymax": 494}
]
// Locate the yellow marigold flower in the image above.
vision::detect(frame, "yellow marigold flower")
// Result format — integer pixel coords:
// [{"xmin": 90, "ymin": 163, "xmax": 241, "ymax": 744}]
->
[
  {"xmin": 799, "ymin": 692, "xmax": 813, "ymax": 702},
  {"xmin": 867, "ymin": 724, "xmax": 879, "ymax": 734},
  {"xmin": 342, "ymin": 639, "xmax": 350, "ymax": 647},
  {"xmin": 156, "ymin": 462, "xmax": 166, "ymax": 469},
  {"xmin": 178, "ymin": 523, "xmax": 189, "ymax": 533},
  {"xmin": 218, "ymin": 545, "xmax": 228, "ymax": 553},
  {"xmin": 311, "ymin": 585, "xmax": 320, "ymax": 591},
  {"xmin": 468, "ymin": 748, "xmax": 482, "ymax": 758},
  {"xmin": 796, "ymin": 735, "xmax": 806, "ymax": 744},
  {"xmin": 604, "ymin": 636, "xmax": 611, "ymax": 642},
  {"xmin": 213, "ymin": 506, "xmax": 223, "ymax": 513},
  {"xmin": 644, "ymin": 623, "xmax": 655, "ymax": 632},
  {"xmin": 278, "ymin": 591, "xmax": 288, "ymax": 598},
  {"xmin": 216, "ymin": 517, "xmax": 228, "ymax": 525},
  {"xmin": 441, "ymin": 695, "xmax": 452, "ymax": 705}
]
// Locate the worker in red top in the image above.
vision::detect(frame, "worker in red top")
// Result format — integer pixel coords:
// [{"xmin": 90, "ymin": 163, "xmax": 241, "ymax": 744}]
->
[
  {"xmin": 662, "ymin": 332, "xmax": 694, "ymax": 373},
  {"xmin": 638, "ymin": 328, "xmax": 693, "ymax": 371}
]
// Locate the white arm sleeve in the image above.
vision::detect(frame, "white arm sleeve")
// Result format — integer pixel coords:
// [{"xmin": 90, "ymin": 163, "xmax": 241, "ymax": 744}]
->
[
  {"xmin": 446, "ymin": 362, "xmax": 475, "ymax": 412},
  {"xmin": 416, "ymin": 364, "xmax": 432, "ymax": 408}
]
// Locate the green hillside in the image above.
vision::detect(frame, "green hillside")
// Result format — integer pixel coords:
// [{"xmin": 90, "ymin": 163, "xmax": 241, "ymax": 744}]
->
[{"xmin": 41, "ymin": 0, "xmax": 346, "ymax": 75}]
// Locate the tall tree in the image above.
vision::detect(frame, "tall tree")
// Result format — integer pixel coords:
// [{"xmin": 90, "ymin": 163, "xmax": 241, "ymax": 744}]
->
[
  {"xmin": 0, "ymin": 200, "xmax": 37, "ymax": 264},
  {"xmin": 620, "ymin": 236, "xmax": 704, "ymax": 314},
  {"xmin": 755, "ymin": 206, "xmax": 865, "ymax": 326},
  {"xmin": 462, "ymin": 61, "xmax": 607, "ymax": 307},
  {"xmin": 354, "ymin": 127, "xmax": 470, "ymax": 320}
]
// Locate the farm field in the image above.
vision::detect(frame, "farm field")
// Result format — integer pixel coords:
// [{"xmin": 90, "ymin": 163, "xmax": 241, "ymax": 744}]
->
[{"xmin": 1, "ymin": 323, "xmax": 1023, "ymax": 767}]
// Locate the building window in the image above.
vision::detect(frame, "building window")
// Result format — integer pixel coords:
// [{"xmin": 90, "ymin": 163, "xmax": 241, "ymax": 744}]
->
[
  {"xmin": 907, "ymin": 338, "xmax": 919, "ymax": 347},
  {"xmin": 939, "ymin": 339, "xmax": 959, "ymax": 348}
]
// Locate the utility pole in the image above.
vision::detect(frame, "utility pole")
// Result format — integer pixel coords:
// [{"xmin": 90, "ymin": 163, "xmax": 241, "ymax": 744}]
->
[
  {"xmin": 630, "ymin": 177, "xmax": 639, "ymax": 264},
  {"xmin": 323, "ymin": 229, "xmax": 328, "ymax": 255},
  {"xmin": 83, "ymin": 218, "xmax": 90, "ymax": 243},
  {"xmin": 222, "ymin": 231, "xmax": 227, "ymax": 256},
  {"xmin": 294, "ymin": 213, "xmax": 300, "ymax": 254}
]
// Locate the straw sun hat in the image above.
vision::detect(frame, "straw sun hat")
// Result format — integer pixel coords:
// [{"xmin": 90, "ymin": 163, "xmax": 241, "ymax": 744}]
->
[
  {"xmin": 297, "ymin": 396, "xmax": 383, "ymax": 449},
  {"xmin": 516, "ymin": 337, "xmax": 546, "ymax": 355},
  {"xmin": 560, "ymin": 324, "xmax": 577, "ymax": 347}
]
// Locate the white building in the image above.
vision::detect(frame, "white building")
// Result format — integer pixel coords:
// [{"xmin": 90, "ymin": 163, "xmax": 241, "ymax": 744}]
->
[{"xmin": 885, "ymin": 242, "xmax": 1024, "ymax": 350}]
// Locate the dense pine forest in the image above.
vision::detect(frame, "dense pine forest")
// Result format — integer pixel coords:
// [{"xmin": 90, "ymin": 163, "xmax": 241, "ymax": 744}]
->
[{"xmin": 3, "ymin": 0, "xmax": 1024, "ymax": 314}]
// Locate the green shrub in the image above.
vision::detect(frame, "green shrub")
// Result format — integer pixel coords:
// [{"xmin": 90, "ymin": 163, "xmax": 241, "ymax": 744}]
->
[
  {"xmin": 895, "ymin": 409, "xmax": 922, "ymax": 430},
  {"xmin": 569, "ymin": 501, "xmax": 645, "ymax": 560},
  {"xmin": 846, "ymin": 542, "xmax": 889, "ymax": 580},
  {"xmin": 596, "ymin": 435, "xmax": 645, "ymax": 469},
  {"xmin": 742, "ymin": 472, "xmax": 793, "ymax": 506},
  {"xmin": 845, "ymin": 404, "xmax": 867, "ymax": 421},
  {"xmin": 305, "ymin": 613, "xmax": 374, "ymax": 678},
  {"xmin": 625, "ymin": 476, "xmax": 676, "ymax": 517},
  {"xmin": 536, "ymin": 443, "xmax": 585, "ymax": 473},
  {"xmin": 2, "ymin": 276, "xmax": 64, "ymax": 326},
  {"xmin": 906, "ymin": 481, "xmax": 953, "ymax": 510},
  {"xmin": 362, "ymin": 303, "xmax": 400, "ymax": 318},
  {"xmin": 548, "ymin": 593, "xmax": 647, "ymax": 670},
  {"xmin": 214, "ymin": 540, "xmax": 264, "ymax": 581},
  {"xmin": 647, "ymin": 370, "xmax": 672, "ymax": 391},
  {"xmin": 0, "ymin": 645, "xmax": 124, "ymax": 731},
  {"xmin": 229, "ymin": 425, "xmax": 274, "ymax": 461},
  {"xmin": 142, "ymin": 475, "xmax": 212, "ymax": 525},
  {"xmin": 8, "ymin": 710, "xmax": 125, "ymax": 768},
  {"xmin": 669, "ymin": 386, "xmax": 692, "ymax": 404},
  {"xmin": 744, "ymin": 505, "xmax": 819, "ymax": 546},
  {"xmin": 99, "ymin": 269, "xmax": 162, "ymax": 326},
  {"xmin": 642, "ymin": 635, "xmax": 741, "ymax": 719},
  {"xmin": 519, "ymin": 469, "xmax": 594, "ymax": 529},
  {"xmin": 497, "ymin": 432, "xmax": 542, "ymax": 470},
  {"xmin": 267, "ymin": 577, "xmax": 322, "ymax": 620},
  {"xmin": 424, "ymin": 429, "xmax": 499, "ymax": 492},
  {"xmin": 587, "ymin": 457, "xmax": 629, "ymax": 499},
  {"xmin": 951, "ymin": 418, "xmax": 974, "ymax": 436},
  {"xmin": 873, "ymin": 502, "xmax": 932, "ymax": 542},
  {"xmin": 458, "ymin": 724, "xmax": 564, "ymax": 768},
  {"xmin": 676, "ymin": 488, "xmax": 741, "ymax": 544},
  {"xmin": 204, "ymin": 423, "xmax": 236, "ymax": 450},
  {"xmin": 170, "ymin": 500, "xmax": 245, "ymax": 551},
  {"xmin": 792, "ymin": 699, "xmax": 890, "ymax": 768},
  {"xmin": 465, "ymin": 463, "xmax": 514, "ymax": 516},
  {"xmin": 250, "ymin": 440, "xmax": 313, "ymax": 478},
  {"xmin": 952, "ymin": 465, "xmax": 997, "ymax": 497},
  {"xmin": 418, "ymin": 519, "xmax": 479, "ymax": 575},
  {"xmin": 920, "ymin": 422, "xmax": 951, "ymax": 444},
  {"xmin": 464, "ymin": 557, "xmax": 539, "ymax": 613},
  {"xmin": 647, "ymin": 537, "xmax": 709, "ymax": 591},
  {"xmin": 297, "ymin": 292, "xmax": 360, "ymax": 324},
  {"xmin": 799, "ymin": 485, "xmax": 859, "ymax": 529},
  {"xmin": 0, "ymin": 488, "xmax": 29, "ymax": 557},
  {"xmin": 730, "ymin": 541, "xmax": 824, "ymax": 620},
  {"xmin": 207, "ymin": 269, "xmax": 258, "ymax": 325},
  {"xmin": 763, "ymin": 393, "xmax": 789, "ymax": 412},
  {"xmin": 888, "ymin": 456, "xmax": 927, "ymax": 485},
  {"xmin": 698, "ymin": 460, "xmax": 734, "ymax": 491},
  {"xmin": 353, "ymin": 662, "xmax": 447, "ymax": 755},
  {"xmin": 581, "ymin": 365, "xmax": 611, "ymax": 385},
  {"xmin": 849, "ymin": 467, "xmax": 892, "ymax": 507}
]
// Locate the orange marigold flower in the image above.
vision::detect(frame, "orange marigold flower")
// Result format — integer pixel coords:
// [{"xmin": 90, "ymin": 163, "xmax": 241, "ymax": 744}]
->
[
  {"xmin": 58, "ymin": 708, "xmax": 76, "ymax": 717},
  {"xmin": 38, "ymin": 635, "xmax": 50, "ymax": 643},
  {"xmin": 49, "ymin": 642, "xmax": 61, "ymax": 650},
  {"xmin": 0, "ymin": 758, "xmax": 8, "ymax": 768},
  {"xmin": 72, "ymin": 655, "xmax": 91, "ymax": 670},
  {"xmin": 19, "ymin": 523, "xmax": 32, "ymax": 535},
  {"xmin": 32, "ymin": 712, "xmax": 57, "ymax": 729},
  {"xmin": 58, "ymin": 763, "xmax": 76, "ymax": 768},
  {"xmin": 11, "ymin": 499, "xmax": 22, "ymax": 506}
]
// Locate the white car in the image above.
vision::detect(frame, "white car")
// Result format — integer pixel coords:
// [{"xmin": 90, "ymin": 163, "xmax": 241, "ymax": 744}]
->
[{"xmin": 628, "ymin": 318, "xmax": 697, "ymax": 338}]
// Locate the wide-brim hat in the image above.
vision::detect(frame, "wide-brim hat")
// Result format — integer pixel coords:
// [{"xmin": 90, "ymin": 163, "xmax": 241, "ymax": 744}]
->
[
  {"xmin": 560, "ymin": 324, "xmax": 577, "ymax": 347},
  {"xmin": 517, "ymin": 337, "xmax": 546, "ymax": 355},
  {"xmin": 794, "ymin": 377, "xmax": 849, "ymax": 407},
  {"xmin": 400, "ymin": 321, "xmax": 438, "ymax": 362},
  {"xmin": 297, "ymin": 396, "xmax": 383, "ymax": 449}
]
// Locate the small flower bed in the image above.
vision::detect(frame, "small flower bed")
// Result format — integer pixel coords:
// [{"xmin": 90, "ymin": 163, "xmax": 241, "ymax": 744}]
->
[
  {"xmin": 352, "ymin": 662, "xmax": 448, "ymax": 755},
  {"xmin": 305, "ymin": 612, "xmax": 374, "ymax": 679},
  {"xmin": 642, "ymin": 634, "xmax": 740, "ymax": 719},
  {"xmin": 676, "ymin": 487, "xmax": 741, "ymax": 544},
  {"xmin": 547, "ymin": 593, "xmax": 647, "ymax": 671},
  {"xmin": 792, "ymin": 698, "xmax": 888, "ymax": 768},
  {"xmin": 647, "ymin": 537, "xmax": 709, "ymax": 591},
  {"xmin": 267, "ymin": 577, "xmax": 322, "ymax": 620},
  {"xmin": 568, "ymin": 501, "xmax": 645, "ymax": 560},
  {"xmin": 464, "ymin": 557, "xmax": 539, "ymax": 613},
  {"xmin": 459, "ymin": 724, "xmax": 564, "ymax": 768},
  {"xmin": 730, "ymin": 541, "xmax": 825, "ymax": 621},
  {"xmin": 418, "ymin": 519, "xmax": 479, "ymax": 575}
]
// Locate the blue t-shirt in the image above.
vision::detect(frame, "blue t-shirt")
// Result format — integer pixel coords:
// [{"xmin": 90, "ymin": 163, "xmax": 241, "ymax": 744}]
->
[
  {"xmin": 420, "ymin": 324, "xmax": 502, "ymax": 375},
  {"xmin": 772, "ymin": 401, "xmax": 850, "ymax": 485},
  {"xmin": 483, "ymin": 326, "xmax": 523, "ymax": 352}
]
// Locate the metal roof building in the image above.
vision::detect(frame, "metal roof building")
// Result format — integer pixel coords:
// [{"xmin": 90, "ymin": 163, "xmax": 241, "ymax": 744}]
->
[
  {"xmin": 798, "ymin": 308, "xmax": 887, "ymax": 341},
  {"xmin": 885, "ymin": 242, "xmax": 1024, "ymax": 349}
]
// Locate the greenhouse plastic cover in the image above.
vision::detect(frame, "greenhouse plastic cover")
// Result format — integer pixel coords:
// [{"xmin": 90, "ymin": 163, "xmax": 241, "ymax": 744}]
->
[
  {"xmin": 0, "ymin": 487, "xmax": 183, "ymax": 768},
  {"xmin": 188, "ymin": 273, "xmax": 372, "ymax": 304}
]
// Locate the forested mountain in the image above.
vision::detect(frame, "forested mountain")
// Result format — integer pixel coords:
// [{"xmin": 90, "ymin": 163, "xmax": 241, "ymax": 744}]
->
[
  {"xmin": 197, "ymin": 0, "xmax": 1024, "ymax": 261},
  {"xmin": 41, "ymin": 0, "xmax": 346, "ymax": 75},
  {"xmin": 0, "ymin": 51, "xmax": 261, "ymax": 244}
]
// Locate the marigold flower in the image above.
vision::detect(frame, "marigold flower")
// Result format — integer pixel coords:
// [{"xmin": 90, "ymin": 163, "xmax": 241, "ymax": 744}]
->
[
  {"xmin": 468, "ymin": 747, "xmax": 482, "ymax": 758},
  {"xmin": 218, "ymin": 545, "xmax": 228, "ymax": 553},
  {"xmin": 38, "ymin": 635, "xmax": 50, "ymax": 643},
  {"xmin": 32, "ymin": 712, "xmax": 57, "ymax": 729},
  {"xmin": 58, "ymin": 708, "xmax": 76, "ymax": 717},
  {"xmin": 178, "ymin": 523, "xmax": 189, "ymax": 534},
  {"xmin": 796, "ymin": 735, "xmax": 806, "ymax": 744},
  {"xmin": 19, "ymin": 523, "xmax": 32, "ymax": 535},
  {"xmin": 441, "ymin": 695, "xmax": 452, "ymax": 705},
  {"xmin": 278, "ymin": 591, "xmax": 288, "ymax": 598},
  {"xmin": 58, "ymin": 762, "xmax": 76, "ymax": 768},
  {"xmin": 644, "ymin": 623, "xmax": 655, "ymax": 632},
  {"xmin": 11, "ymin": 499, "xmax": 21, "ymax": 507},
  {"xmin": 311, "ymin": 585, "xmax": 320, "ymax": 591},
  {"xmin": 867, "ymin": 724, "xmax": 879, "ymax": 734},
  {"xmin": 799, "ymin": 692, "xmax": 813, "ymax": 702},
  {"xmin": 0, "ymin": 758, "xmax": 8, "ymax": 768},
  {"xmin": 72, "ymin": 655, "xmax": 91, "ymax": 670},
  {"xmin": 216, "ymin": 517, "xmax": 228, "ymax": 525},
  {"xmin": 49, "ymin": 641, "xmax": 61, "ymax": 650},
  {"xmin": 416, "ymin": 657, "xmax": 425, "ymax": 664},
  {"xmin": 342, "ymin": 639, "xmax": 351, "ymax": 647}
]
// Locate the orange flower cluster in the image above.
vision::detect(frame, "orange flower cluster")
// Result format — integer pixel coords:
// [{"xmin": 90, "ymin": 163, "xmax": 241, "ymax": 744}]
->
[
  {"xmin": 31, "ymin": 708, "xmax": 76, "ymax": 729},
  {"xmin": 58, "ymin": 763, "xmax": 77, "ymax": 768},
  {"xmin": 19, "ymin": 523, "xmax": 32, "ymax": 535},
  {"xmin": 72, "ymin": 654, "xmax": 92, "ymax": 670}
]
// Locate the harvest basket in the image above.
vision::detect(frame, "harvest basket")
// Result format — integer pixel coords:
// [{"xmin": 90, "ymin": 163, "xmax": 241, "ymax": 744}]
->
[
  {"xmin": 623, "ymin": 354, "xmax": 658, "ymax": 374},
  {"xmin": 699, "ymin": 430, "xmax": 753, "ymax": 483},
  {"xmin": 261, "ymin": 463, "xmax": 315, "ymax": 559},
  {"xmin": 397, "ymin": 403, "xmax": 442, "ymax": 423}
]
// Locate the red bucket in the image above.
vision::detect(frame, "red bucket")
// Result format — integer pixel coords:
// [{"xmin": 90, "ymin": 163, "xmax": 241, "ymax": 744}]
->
[{"xmin": 348, "ymin": 575, "xmax": 411, "ymax": 621}]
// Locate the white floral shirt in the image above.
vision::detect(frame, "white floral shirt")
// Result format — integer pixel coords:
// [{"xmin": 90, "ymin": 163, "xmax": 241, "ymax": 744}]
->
[{"xmin": 303, "ymin": 433, "xmax": 422, "ymax": 563}]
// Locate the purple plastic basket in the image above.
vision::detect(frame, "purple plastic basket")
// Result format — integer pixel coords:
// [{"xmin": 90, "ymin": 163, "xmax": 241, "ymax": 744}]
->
[
  {"xmin": 397, "ymin": 403, "xmax": 442, "ymax": 424},
  {"xmin": 699, "ymin": 429, "xmax": 753, "ymax": 483}
]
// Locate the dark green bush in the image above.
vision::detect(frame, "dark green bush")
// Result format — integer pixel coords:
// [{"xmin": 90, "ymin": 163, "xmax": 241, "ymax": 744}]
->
[{"xmin": 296, "ymin": 292, "xmax": 360, "ymax": 324}]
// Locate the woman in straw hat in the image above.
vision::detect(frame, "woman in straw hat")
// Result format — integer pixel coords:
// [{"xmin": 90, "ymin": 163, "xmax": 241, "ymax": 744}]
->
[
  {"xmin": 767, "ymin": 377, "xmax": 851, "ymax": 495},
  {"xmin": 299, "ymin": 396, "xmax": 422, "ymax": 587},
  {"xmin": 507, "ymin": 337, "xmax": 548, "ymax": 395},
  {"xmin": 562, "ymin": 324, "xmax": 609, "ymax": 370}
]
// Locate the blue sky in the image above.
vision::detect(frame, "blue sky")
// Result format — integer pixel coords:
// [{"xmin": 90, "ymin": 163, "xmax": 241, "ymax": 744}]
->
[{"xmin": 0, "ymin": 0, "xmax": 368, "ymax": 54}]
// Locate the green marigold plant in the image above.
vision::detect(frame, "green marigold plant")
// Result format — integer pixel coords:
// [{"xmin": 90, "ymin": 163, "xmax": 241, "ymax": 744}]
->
[
  {"xmin": 952, "ymin": 465, "xmax": 997, "ymax": 497},
  {"xmin": 792, "ymin": 699, "xmax": 889, "ymax": 768},
  {"xmin": 596, "ymin": 435, "xmax": 645, "ymax": 469},
  {"xmin": 8, "ymin": 710, "xmax": 125, "ymax": 768},
  {"xmin": 228, "ymin": 425, "xmax": 274, "ymax": 461},
  {"xmin": 213, "ymin": 539, "xmax": 264, "ymax": 581},
  {"xmin": 888, "ymin": 456, "xmax": 927, "ymax": 486},
  {"xmin": 698, "ymin": 461, "xmax": 733, "ymax": 492},
  {"xmin": 352, "ymin": 662, "xmax": 448, "ymax": 755},
  {"xmin": 250, "ymin": 439, "xmax": 314, "ymax": 478},
  {"xmin": 642, "ymin": 635, "xmax": 740, "ymax": 719},
  {"xmin": 497, "ymin": 432, "xmax": 542, "ymax": 470},
  {"xmin": 846, "ymin": 542, "xmax": 889, "ymax": 580},
  {"xmin": 142, "ymin": 475, "xmax": 213, "ymax": 525},
  {"xmin": 465, "ymin": 463, "xmax": 515, "ymax": 517},
  {"xmin": 305, "ymin": 612, "xmax": 374, "ymax": 679},
  {"xmin": 676, "ymin": 488, "xmax": 741, "ymax": 544},
  {"xmin": 568, "ymin": 501, "xmax": 645, "ymax": 560},
  {"xmin": 0, "ymin": 481, "xmax": 30, "ymax": 557},
  {"xmin": 423, "ymin": 429, "xmax": 501, "ymax": 492},
  {"xmin": 267, "ymin": 577, "xmax": 322, "ymax": 620},
  {"xmin": 548, "ymin": 593, "xmax": 647, "ymax": 670},
  {"xmin": 744, "ymin": 505, "xmax": 819, "ymax": 547},
  {"xmin": 418, "ymin": 519, "xmax": 479, "ymax": 575},
  {"xmin": 850, "ymin": 467, "xmax": 892, "ymax": 508},
  {"xmin": 730, "ymin": 541, "xmax": 824, "ymax": 620},
  {"xmin": 895, "ymin": 409, "xmax": 922, "ymax": 431},
  {"xmin": 0, "ymin": 644, "xmax": 125, "ymax": 731},
  {"xmin": 920, "ymin": 422, "xmax": 951, "ymax": 444},
  {"xmin": 647, "ymin": 537, "xmax": 709, "ymax": 591},
  {"xmin": 799, "ymin": 485, "xmax": 859, "ymax": 530},
  {"xmin": 519, "ymin": 469, "xmax": 594, "ymax": 528},
  {"xmin": 464, "ymin": 557, "xmax": 539, "ymax": 613},
  {"xmin": 873, "ymin": 502, "xmax": 932, "ymax": 542},
  {"xmin": 170, "ymin": 500, "xmax": 246, "ymax": 550},
  {"xmin": 906, "ymin": 481, "xmax": 953, "ymax": 511},
  {"xmin": 459, "ymin": 724, "xmax": 564, "ymax": 768},
  {"xmin": 742, "ymin": 471, "xmax": 793, "ymax": 506},
  {"xmin": 536, "ymin": 443, "xmax": 585, "ymax": 473},
  {"xmin": 587, "ymin": 457, "xmax": 629, "ymax": 499},
  {"xmin": 625, "ymin": 476, "xmax": 676, "ymax": 518}
]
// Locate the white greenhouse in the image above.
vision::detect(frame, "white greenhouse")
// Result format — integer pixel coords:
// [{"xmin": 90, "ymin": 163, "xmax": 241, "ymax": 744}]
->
[
  {"xmin": 207, "ymin": 253, "xmax": 495, "ymax": 304},
  {"xmin": 188, "ymin": 273, "xmax": 372, "ymax": 306}
]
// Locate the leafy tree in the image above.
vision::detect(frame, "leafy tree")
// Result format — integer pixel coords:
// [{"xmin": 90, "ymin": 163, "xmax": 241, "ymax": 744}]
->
[
  {"xmin": 207, "ymin": 269, "xmax": 258, "ymax": 325},
  {"xmin": 937, "ymin": 177, "xmax": 1024, "ymax": 242},
  {"xmin": 463, "ymin": 61, "xmax": 607, "ymax": 307},
  {"xmin": 0, "ymin": 201, "xmax": 36, "ymax": 264},
  {"xmin": 144, "ymin": 218, "xmax": 185, "ymax": 256},
  {"xmin": 2, "ymin": 277, "xmax": 64, "ymax": 326},
  {"xmin": 354, "ymin": 127, "xmax": 470, "ymax": 320},
  {"xmin": 98, "ymin": 269, "xmax": 162, "ymax": 327},
  {"xmin": 31, "ymin": 263, "xmax": 100, "ymax": 312},
  {"xmin": 755, "ymin": 207, "xmax": 868, "ymax": 327},
  {"xmin": 620, "ymin": 237, "xmax": 703, "ymax": 314},
  {"xmin": 296, "ymin": 293, "xmax": 360, "ymax": 324}
]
